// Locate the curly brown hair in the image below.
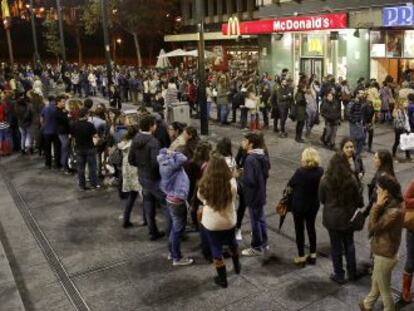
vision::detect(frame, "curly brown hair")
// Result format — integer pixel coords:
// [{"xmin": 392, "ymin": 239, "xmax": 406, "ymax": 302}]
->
[{"xmin": 198, "ymin": 152, "xmax": 233, "ymax": 212}]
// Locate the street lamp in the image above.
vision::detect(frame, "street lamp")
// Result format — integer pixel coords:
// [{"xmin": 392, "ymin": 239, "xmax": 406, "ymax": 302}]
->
[{"xmin": 116, "ymin": 38, "xmax": 122, "ymax": 45}]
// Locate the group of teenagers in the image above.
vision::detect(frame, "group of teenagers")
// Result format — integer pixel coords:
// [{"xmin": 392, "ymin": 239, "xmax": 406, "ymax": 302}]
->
[{"xmin": 112, "ymin": 108, "xmax": 413, "ymax": 311}]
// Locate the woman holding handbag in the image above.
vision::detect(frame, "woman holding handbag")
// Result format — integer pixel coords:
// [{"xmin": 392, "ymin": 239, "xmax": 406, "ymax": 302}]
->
[
  {"xmin": 401, "ymin": 179, "xmax": 414, "ymax": 305},
  {"xmin": 288, "ymin": 148, "xmax": 324, "ymax": 266}
]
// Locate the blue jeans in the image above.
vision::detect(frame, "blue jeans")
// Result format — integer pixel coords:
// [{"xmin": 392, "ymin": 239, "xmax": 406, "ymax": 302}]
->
[
  {"xmin": 204, "ymin": 227, "xmax": 238, "ymax": 260},
  {"xmin": 166, "ymin": 202, "xmax": 187, "ymax": 260},
  {"xmin": 123, "ymin": 191, "xmax": 138, "ymax": 224},
  {"xmin": 328, "ymin": 229, "xmax": 357, "ymax": 278},
  {"xmin": 219, "ymin": 104, "xmax": 230, "ymax": 123},
  {"xmin": 77, "ymin": 148, "xmax": 98, "ymax": 188},
  {"xmin": 405, "ymin": 230, "xmax": 414, "ymax": 274},
  {"xmin": 139, "ymin": 178, "xmax": 166, "ymax": 238},
  {"xmin": 58, "ymin": 134, "xmax": 69, "ymax": 169},
  {"xmin": 248, "ymin": 205, "xmax": 268, "ymax": 250},
  {"xmin": 18, "ymin": 127, "xmax": 31, "ymax": 151}
]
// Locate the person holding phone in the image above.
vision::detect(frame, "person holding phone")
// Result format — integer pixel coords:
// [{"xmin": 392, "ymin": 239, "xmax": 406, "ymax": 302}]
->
[{"xmin": 359, "ymin": 174, "xmax": 405, "ymax": 311}]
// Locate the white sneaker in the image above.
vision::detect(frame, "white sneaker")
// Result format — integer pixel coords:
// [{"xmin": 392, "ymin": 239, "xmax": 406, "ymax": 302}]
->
[
  {"xmin": 167, "ymin": 253, "xmax": 172, "ymax": 261},
  {"xmin": 235, "ymin": 228, "xmax": 243, "ymax": 241},
  {"xmin": 173, "ymin": 257, "xmax": 194, "ymax": 266},
  {"xmin": 241, "ymin": 247, "xmax": 263, "ymax": 257}
]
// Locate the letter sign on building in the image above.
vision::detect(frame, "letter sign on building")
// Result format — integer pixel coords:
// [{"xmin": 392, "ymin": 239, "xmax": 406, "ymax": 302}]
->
[
  {"xmin": 383, "ymin": 6, "xmax": 414, "ymax": 27},
  {"xmin": 222, "ymin": 13, "xmax": 347, "ymax": 35}
]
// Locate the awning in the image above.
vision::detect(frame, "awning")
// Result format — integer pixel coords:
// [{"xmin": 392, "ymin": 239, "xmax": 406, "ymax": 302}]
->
[{"xmin": 164, "ymin": 32, "xmax": 255, "ymax": 42}]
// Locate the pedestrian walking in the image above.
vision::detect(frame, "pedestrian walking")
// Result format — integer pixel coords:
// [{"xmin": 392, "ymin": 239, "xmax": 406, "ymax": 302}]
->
[{"xmin": 320, "ymin": 91, "xmax": 341, "ymax": 149}]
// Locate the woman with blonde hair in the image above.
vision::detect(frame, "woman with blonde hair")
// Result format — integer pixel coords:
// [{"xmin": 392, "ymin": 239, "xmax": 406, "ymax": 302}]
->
[
  {"xmin": 288, "ymin": 147, "xmax": 324, "ymax": 266},
  {"xmin": 198, "ymin": 152, "xmax": 239, "ymax": 288}
]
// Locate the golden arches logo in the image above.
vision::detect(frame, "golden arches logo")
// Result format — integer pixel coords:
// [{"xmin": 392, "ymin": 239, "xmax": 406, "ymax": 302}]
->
[{"xmin": 227, "ymin": 17, "xmax": 240, "ymax": 36}]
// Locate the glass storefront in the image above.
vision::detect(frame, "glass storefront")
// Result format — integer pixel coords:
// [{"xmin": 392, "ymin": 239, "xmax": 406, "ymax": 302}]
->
[{"xmin": 370, "ymin": 29, "xmax": 414, "ymax": 83}]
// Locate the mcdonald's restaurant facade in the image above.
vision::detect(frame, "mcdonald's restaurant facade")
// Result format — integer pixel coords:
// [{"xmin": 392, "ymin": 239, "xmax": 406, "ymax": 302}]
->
[{"xmin": 222, "ymin": 12, "xmax": 372, "ymax": 86}]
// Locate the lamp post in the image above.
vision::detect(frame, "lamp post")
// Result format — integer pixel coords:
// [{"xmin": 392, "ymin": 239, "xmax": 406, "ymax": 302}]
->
[
  {"xmin": 56, "ymin": 0, "xmax": 67, "ymax": 67},
  {"xmin": 100, "ymin": 0, "xmax": 113, "ymax": 97},
  {"xmin": 3, "ymin": 18, "xmax": 14, "ymax": 67},
  {"xmin": 195, "ymin": 0, "xmax": 208, "ymax": 135},
  {"xmin": 28, "ymin": 0, "xmax": 40, "ymax": 67}
]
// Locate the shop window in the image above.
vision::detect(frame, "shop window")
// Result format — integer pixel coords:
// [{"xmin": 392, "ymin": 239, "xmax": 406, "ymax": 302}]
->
[
  {"xmin": 370, "ymin": 31, "xmax": 386, "ymax": 58},
  {"xmin": 386, "ymin": 30, "xmax": 403, "ymax": 58},
  {"xmin": 301, "ymin": 34, "xmax": 324, "ymax": 57},
  {"xmin": 404, "ymin": 30, "xmax": 414, "ymax": 58}
]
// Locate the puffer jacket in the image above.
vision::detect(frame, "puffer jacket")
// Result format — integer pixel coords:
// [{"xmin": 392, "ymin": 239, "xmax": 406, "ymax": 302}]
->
[
  {"xmin": 157, "ymin": 148, "xmax": 190, "ymax": 201},
  {"xmin": 369, "ymin": 199, "xmax": 404, "ymax": 258}
]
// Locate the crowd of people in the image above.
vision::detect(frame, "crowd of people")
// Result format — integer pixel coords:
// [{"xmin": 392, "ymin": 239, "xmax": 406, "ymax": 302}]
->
[{"xmin": 0, "ymin": 62, "xmax": 413, "ymax": 310}]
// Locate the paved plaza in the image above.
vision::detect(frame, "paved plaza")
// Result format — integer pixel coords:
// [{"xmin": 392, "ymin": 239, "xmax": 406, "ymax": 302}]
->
[{"xmin": 0, "ymin": 116, "xmax": 414, "ymax": 311}]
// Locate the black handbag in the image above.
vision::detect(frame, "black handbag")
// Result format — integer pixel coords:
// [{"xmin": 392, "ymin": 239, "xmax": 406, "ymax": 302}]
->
[
  {"xmin": 349, "ymin": 208, "xmax": 366, "ymax": 231},
  {"xmin": 109, "ymin": 148, "xmax": 122, "ymax": 166}
]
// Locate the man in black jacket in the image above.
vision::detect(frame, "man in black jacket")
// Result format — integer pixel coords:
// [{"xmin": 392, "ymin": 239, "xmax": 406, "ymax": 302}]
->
[
  {"xmin": 276, "ymin": 79, "xmax": 294, "ymax": 138},
  {"xmin": 129, "ymin": 114, "xmax": 165, "ymax": 241},
  {"xmin": 320, "ymin": 91, "xmax": 341, "ymax": 149},
  {"xmin": 55, "ymin": 95, "xmax": 71, "ymax": 173},
  {"xmin": 71, "ymin": 108, "xmax": 99, "ymax": 190}
]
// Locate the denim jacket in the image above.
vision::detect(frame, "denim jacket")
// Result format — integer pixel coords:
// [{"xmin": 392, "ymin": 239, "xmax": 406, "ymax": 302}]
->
[{"xmin": 157, "ymin": 148, "xmax": 190, "ymax": 201}]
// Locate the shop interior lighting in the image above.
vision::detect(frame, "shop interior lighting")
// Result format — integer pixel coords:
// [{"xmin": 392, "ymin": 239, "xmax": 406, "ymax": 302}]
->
[{"xmin": 353, "ymin": 29, "xmax": 360, "ymax": 38}]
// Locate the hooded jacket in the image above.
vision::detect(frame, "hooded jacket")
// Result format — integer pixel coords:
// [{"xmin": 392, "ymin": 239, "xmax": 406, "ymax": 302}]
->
[
  {"xmin": 157, "ymin": 148, "xmax": 190, "ymax": 201},
  {"xmin": 128, "ymin": 132, "xmax": 161, "ymax": 182},
  {"xmin": 242, "ymin": 149, "xmax": 270, "ymax": 209}
]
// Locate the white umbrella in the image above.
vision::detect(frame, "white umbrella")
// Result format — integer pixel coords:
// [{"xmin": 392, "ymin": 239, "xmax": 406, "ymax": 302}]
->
[
  {"xmin": 156, "ymin": 49, "xmax": 172, "ymax": 68},
  {"xmin": 158, "ymin": 49, "xmax": 188, "ymax": 58},
  {"xmin": 184, "ymin": 49, "xmax": 215, "ymax": 58}
]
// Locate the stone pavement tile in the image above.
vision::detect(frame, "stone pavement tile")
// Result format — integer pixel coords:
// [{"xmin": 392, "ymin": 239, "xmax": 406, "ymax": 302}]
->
[
  {"xmin": 299, "ymin": 295, "xmax": 354, "ymax": 311},
  {"xmin": 24, "ymin": 281, "xmax": 74, "ymax": 311},
  {"xmin": 73, "ymin": 256, "xmax": 259, "ymax": 311},
  {"xmin": 219, "ymin": 292, "xmax": 285, "ymax": 311}
]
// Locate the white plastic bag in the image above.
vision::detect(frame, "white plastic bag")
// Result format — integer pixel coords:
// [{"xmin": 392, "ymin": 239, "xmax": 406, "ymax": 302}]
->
[{"xmin": 400, "ymin": 133, "xmax": 414, "ymax": 151}]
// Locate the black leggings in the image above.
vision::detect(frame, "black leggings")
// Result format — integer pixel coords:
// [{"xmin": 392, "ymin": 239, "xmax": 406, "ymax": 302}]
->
[{"xmin": 293, "ymin": 211, "xmax": 317, "ymax": 257}]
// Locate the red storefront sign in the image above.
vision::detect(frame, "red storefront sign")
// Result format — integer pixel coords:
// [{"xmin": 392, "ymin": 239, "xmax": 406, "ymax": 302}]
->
[{"xmin": 222, "ymin": 13, "xmax": 347, "ymax": 35}]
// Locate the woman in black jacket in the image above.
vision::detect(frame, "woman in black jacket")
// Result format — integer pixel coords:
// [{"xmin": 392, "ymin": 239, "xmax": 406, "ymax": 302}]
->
[
  {"xmin": 288, "ymin": 147, "xmax": 324, "ymax": 266},
  {"xmin": 340, "ymin": 137, "xmax": 365, "ymax": 181},
  {"xmin": 320, "ymin": 152, "xmax": 364, "ymax": 285}
]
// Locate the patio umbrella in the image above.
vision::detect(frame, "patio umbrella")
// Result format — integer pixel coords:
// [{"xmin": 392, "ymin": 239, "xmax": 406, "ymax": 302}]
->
[
  {"xmin": 157, "ymin": 49, "xmax": 188, "ymax": 58},
  {"xmin": 156, "ymin": 49, "xmax": 172, "ymax": 68},
  {"xmin": 183, "ymin": 49, "xmax": 215, "ymax": 59}
]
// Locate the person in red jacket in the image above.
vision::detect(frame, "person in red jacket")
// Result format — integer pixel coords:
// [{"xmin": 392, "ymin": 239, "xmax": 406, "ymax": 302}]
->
[
  {"xmin": 402, "ymin": 180, "xmax": 414, "ymax": 304},
  {"xmin": 0, "ymin": 94, "xmax": 13, "ymax": 156}
]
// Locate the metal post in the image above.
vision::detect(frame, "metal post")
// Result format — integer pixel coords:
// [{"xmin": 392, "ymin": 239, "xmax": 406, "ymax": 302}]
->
[
  {"xmin": 100, "ymin": 0, "xmax": 113, "ymax": 97},
  {"xmin": 56, "ymin": 0, "xmax": 67, "ymax": 65},
  {"xmin": 196, "ymin": 0, "xmax": 208, "ymax": 135},
  {"xmin": 29, "ymin": 0, "xmax": 40, "ymax": 66}
]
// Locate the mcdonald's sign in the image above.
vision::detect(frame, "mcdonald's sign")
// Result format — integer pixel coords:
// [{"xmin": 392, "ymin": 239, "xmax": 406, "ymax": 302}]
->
[
  {"xmin": 226, "ymin": 17, "xmax": 241, "ymax": 36},
  {"xmin": 222, "ymin": 13, "xmax": 347, "ymax": 35}
]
